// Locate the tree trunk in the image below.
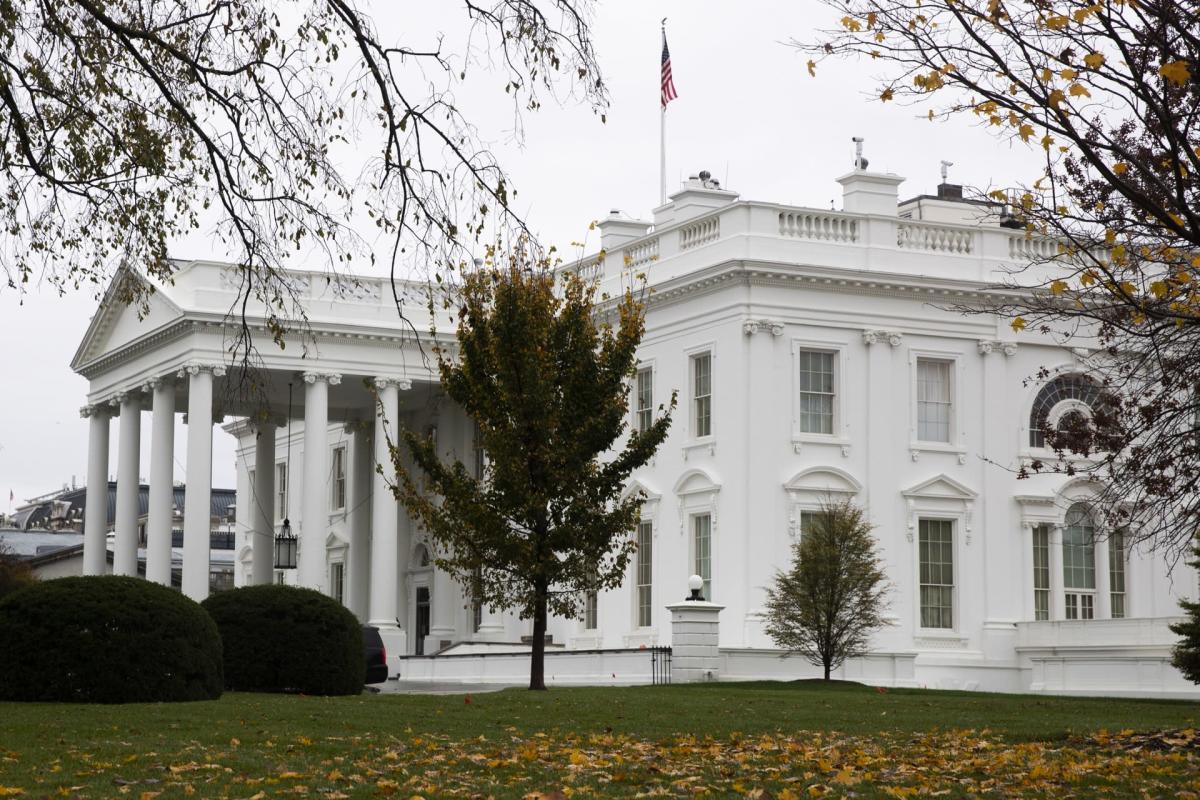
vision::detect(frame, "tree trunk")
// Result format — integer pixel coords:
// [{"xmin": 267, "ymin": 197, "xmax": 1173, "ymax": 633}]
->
[
  {"xmin": 823, "ymin": 657, "xmax": 831, "ymax": 681},
  {"xmin": 529, "ymin": 582, "xmax": 548, "ymax": 690}
]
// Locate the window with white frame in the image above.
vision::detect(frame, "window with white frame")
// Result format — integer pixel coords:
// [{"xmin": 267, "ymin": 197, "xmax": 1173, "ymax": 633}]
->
[
  {"xmin": 583, "ymin": 589, "xmax": 598, "ymax": 630},
  {"xmin": 1063, "ymin": 504, "xmax": 1097, "ymax": 620},
  {"xmin": 636, "ymin": 520, "xmax": 653, "ymax": 627},
  {"xmin": 693, "ymin": 513, "xmax": 712, "ymax": 600},
  {"xmin": 276, "ymin": 463, "xmax": 288, "ymax": 518},
  {"xmin": 329, "ymin": 562, "xmax": 344, "ymax": 604},
  {"xmin": 472, "ymin": 568, "xmax": 483, "ymax": 632},
  {"xmin": 919, "ymin": 518, "xmax": 954, "ymax": 629},
  {"xmin": 796, "ymin": 350, "xmax": 835, "ymax": 434},
  {"xmin": 916, "ymin": 358, "xmax": 953, "ymax": 443},
  {"xmin": 1032, "ymin": 524, "xmax": 1050, "ymax": 621},
  {"xmin": 331, "ymin": 445, "xmax": 347, "ymax": 511},
  {"xmin": 691, "ymin": 353, "xmax": 712, "ymax": 438},
  {"xmin": 1110, "ymin": 527, "xmax": 1127, "ymax": 619},
  {"xmin": 635, "ymin": 366, "xmax": 654, "ymax": 434}
]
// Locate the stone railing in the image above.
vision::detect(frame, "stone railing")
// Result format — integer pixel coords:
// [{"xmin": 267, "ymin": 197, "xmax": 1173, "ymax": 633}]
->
[
  {"xmin": 625, "ymin": 237, "xmax": 660, "ymax": 269},
  {"xmin": 897, "ymin": 222, "xmax": 975, "ymax": 254},
  {"xmin": 1008, "ymin": 232, "xmax": 1061, "ymax": 261},
  {"xmin": 778, "ymin": 211, "xmax": 859, "ymax": 243},
  {"xmin": 679, "ymin": 216, "xmax": 720, "ymax": 250}
]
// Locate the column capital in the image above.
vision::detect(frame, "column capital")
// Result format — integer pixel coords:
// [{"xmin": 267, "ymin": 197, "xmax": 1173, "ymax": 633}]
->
[
  {"xmin": 372, "ymin": 376, "xmax": 412, "ymax": 391},
  {"xmin": 862, "ymin": 329, "xmax": 902, "ymax": 347},
  {"xmin": 143, "ymin": 374, "xmax": 177, "ymax": 393},
  {"xmin": 80, "ymin": 404, "xmax": 110, "ymax": 419},
  {"xmin": 977, "ymin": 339, "xmax": 1018, "ymax": 357},
  {"xmin": 178, "ymin": 362, "xmax": 227, "ymax": 379},
  {"xmin": 742, "ymin": 319, "xmax": 786, "ymax": 337},
  {"xmin": 303, "ymin": 371, "xmax": 342, "ymax": 386}
]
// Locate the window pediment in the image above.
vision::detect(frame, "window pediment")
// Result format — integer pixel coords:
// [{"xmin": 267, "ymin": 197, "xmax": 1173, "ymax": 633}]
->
[
  {"xmin": 901, "ymin": 473, "xmax": 977, "ymax": 501},
  {"xmin": 673, "ymin": 468, "xmax": 720, "ymax": 497},
  {"xmin": 783, "ymin": 466, "xmax": 862, "ymax": 497}
]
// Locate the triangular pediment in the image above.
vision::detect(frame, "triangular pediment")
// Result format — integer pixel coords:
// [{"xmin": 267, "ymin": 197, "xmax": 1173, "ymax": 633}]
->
[
  {"xmin": 71, "ymin": 268, "xmax": 186, "ymax": 372},
  {"xmin": 901, "ymin": 473, "xmax": 978, "ymax": 501}
]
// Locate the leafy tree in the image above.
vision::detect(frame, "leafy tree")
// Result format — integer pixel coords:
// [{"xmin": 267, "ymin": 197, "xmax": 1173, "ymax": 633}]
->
[
  {"xmin": 1171, "ymin": 537, "xmax": 1200, "ymax": 683},
  {"xmin": 804, "ymin": 2, "xmax": 1200, "ymax": 555},
  {"xmin": 391, "ymin": 255, "xmax": 674, "ymax": 690},
  {"xmin": 764, "ymin": 499, "xmax": 888, "ymax": 681},
  {"xmin": 0, "ymin": 543, "xmax": 36, "ymax": 600},
  {"xmin": 0, "ymin": 0, "xmax": 606, "ymax": 367}
]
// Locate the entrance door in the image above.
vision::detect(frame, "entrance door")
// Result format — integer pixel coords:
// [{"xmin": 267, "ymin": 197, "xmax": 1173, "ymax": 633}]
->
[{"xmin": 415, "ymin": 586, "xmax": 431, "ymax": 655}]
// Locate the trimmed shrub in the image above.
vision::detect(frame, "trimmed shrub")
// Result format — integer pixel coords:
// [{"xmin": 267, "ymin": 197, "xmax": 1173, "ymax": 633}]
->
[
  {"xmin": 0, "ymin": 543, "xmax": 37, "ymax": 600},
  {"xmin": 0, "ymin": 576, "xmax": 223, "ymax": 703},
  {"xmin": 202, "ymin": 584, "xmax": 363, "ymax": 696}
]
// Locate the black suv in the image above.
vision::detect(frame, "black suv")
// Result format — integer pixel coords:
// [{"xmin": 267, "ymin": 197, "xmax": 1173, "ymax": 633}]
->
[{"xmin": 363, "ymin": 625, "xmax": 389, "ymax": 684}]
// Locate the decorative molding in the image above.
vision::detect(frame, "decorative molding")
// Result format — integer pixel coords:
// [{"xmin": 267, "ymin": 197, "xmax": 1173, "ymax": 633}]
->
[
  {"xmin": 863, "ymin": 329, "xmax": 903, "ymax": 347},
  {"xmin": 79, "ymin": 404, "xmax": 109, "ymax": 419},
  {"xmin": 977, "ymin": 339, "xmax": 1018, "ymax": 357},
  {"xmin": 372, "ymin": 376, "xmax": 413, "ymax": 391},
  {"xmin": 302, "ymin": 371, "xmax": 342, "ymax": 386},
  {"xmin": 743, "ymin": 318, "xmax": 785, "ymax": 336},
  {"xmin": 976, "ymin": 340, "xmax": 995, "ymax": 356},
  {"xmin": 178, "ymin": 362, "xmax": 227, "ymax": 379}
]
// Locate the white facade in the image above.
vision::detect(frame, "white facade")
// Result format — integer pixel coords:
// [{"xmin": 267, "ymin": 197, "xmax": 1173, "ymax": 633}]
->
[{"xmin": 71, "ymin": 167, "xmax": 1200, "ymax": 695}]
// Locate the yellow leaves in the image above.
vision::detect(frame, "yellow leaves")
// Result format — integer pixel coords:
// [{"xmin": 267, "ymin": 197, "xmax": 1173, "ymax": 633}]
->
[
  {"xmin": 1159, "ymin": 60, "xmax": 1192, "ymax": 87},
  {"xmin": 1068, "ymin": 83, "xmax": 1091, "ymax": 98},
  {"xmin": 1050, "ymin": 280, "xmax": 1069, "ymax": 295},
  {"xmin": 880, "ymin": 87, "xmax": 895, "ymax": 102},
  {"xmin": 1018, "ymin": 123, "xmax": 1035, "ymax": 142},
  {"xmin": 1011, "ymin": 317, "xmax": 1027, "ymax": 332},
  {"xmin": 1040, "ymin": 134, "xmax": 1055, "ymax": 151},
  {"xmin": 1044, "ymin": 13, "xmax": 1070, "ymax": 30},
  {"xmin": 1151, "ymin": 281, "xmax": 1169, "ymax": 299},
  {"xmin": 807, "ymin": 59, "xmax": 817, "ymax": 77},
  {"xmin": 1060, "ymin": 68, "xmax": 1078, "ymax": 80},
  {"xmin": 840, "ymin": 15, "xmax": 863, "ymax": 32},
  {"xmin": 568, "ymin": 749, "xmax": 587, "ymax": 766},
  {"xmin": 0, "ymin": 789, "xmax": 23, "ymax": 798},
  {"xmin": 1047, "ymin": 88, "xmax": 1066, "ymax": 108},
  {"xmin": 1113, "ymin": 162, "xmax": 1129, "ymax": 175},
  {"xmin": 1084, "ymin": 52, "xmax": 1106, "ymax": 70},
  {"xmin": 1080, "ymin": 269, "xmax": 1098, "ymax": 286}
]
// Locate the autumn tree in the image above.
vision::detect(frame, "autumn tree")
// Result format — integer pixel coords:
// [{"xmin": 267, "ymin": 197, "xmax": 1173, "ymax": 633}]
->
[
  {"xmin": 764, "ymin": 499, "xmax": 888, "ymax": 681},
  {"xmin": 390, "ymin": 257, "xmax": 674, "ymax": 690},
  {"xmin": 805, "ymin": 2, "xmax": 1200, "ymax": 555},
  {"xmin": 0, "ymin": 0, "xmax": 606, "ymax": 372},
  {"xmin": 1170, "ymin": 537, "xmax": 1200, "ymax": 683}
]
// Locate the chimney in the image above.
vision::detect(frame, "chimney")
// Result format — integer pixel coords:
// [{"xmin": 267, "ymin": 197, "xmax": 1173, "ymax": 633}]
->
[
  {"xmin": 937, "ymin": 183, "xmax": 964, "ymax": 201},
  {"xmin": 654, "ymin": 169, "xmax": 739, "ymax": 226},
  {"xmin": 597, "ymin": 210, "xmax": 652, "ymax": 251},
  {"xmin": 836, "ymin": 170, "xmax": 905, "ymax": 216}
]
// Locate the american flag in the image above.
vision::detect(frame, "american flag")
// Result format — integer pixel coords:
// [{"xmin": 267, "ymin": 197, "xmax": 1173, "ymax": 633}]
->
[{"xmin": 661, "ymin": 31, "xmax": 678, "ymax": 109}]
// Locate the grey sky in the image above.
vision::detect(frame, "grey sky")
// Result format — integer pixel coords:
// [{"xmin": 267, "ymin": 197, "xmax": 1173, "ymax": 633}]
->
[{"xmin": 0, "ymin": 0, "xmax": 1045, "ymax": 508}]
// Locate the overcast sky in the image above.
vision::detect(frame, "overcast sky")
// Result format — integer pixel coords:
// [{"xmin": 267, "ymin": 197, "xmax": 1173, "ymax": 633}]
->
[{"xmin": 0, "ymin": 0, "xmax": 1045, "ymax": 508}]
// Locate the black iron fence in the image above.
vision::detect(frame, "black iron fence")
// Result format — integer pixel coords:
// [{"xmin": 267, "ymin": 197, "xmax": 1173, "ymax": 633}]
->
[
  {"xmin": 650, "ymin": 646, "xmax": 672, "ymax": 685},
  {"xmin": 169, "ymin": 530, "xmax": 236, "ymax": 550}
]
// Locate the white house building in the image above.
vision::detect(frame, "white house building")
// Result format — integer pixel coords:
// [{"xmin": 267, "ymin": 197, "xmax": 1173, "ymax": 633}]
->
[{"xmin": 70, "ymin": 163, "xmax": 1200, "ymax": 696}]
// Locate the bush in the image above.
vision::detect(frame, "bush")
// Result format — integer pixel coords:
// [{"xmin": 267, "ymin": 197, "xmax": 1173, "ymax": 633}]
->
[
  {"xmin": 0, "ymin": 543, "xmax": 37, "ymax": 600},
  {"xmin": 202, "ymin": 584, "xmax": 364, "ymax": 695},
  {"xmin": 0, "ymin": 576, "xmax": 223, "ymax": 703}
]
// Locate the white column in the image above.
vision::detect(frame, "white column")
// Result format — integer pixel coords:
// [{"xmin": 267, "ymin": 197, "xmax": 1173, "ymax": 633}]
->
[
  {"xmin": 81, "ymin": 405, "xmax": 111, "ymax": 575},
  {"xmin": 428, "ymin": 560, "xmax": 459, "ymax": 653},
  {"xmin": 477, "ymin": 604, "xmax": 505, "ymax": 641},
  {"xmin": 299, "ymin": 371, "xmax": 340, "ymax": 590},
  {"xmin": 251, "ymin": 421, "xmax": 277, "ymax": 585},
  {"xmin": 348, "ymin": 422, "xmax": 372, "ymax": 620},
  {"xmin": 1049, "ymin": 524, "xmax": 1066, "ymax": 620},
  {"xmin": 145, "ymin": 378, "xmax": 175, "ymax": 586},
  {"xmin": 113, "ymin": 391, "xmax": 142, "ymax": 577},
  {"xmin": 368, "ymin": 378, "xmax": 401, "ymax": 632},
  {"xmin": 182, "ymin": 364, "xmax": 219, "ymax": 600},
  {"xmin": 1095, "ymin": 528, "xmax": 1112, "ymax": 619}
]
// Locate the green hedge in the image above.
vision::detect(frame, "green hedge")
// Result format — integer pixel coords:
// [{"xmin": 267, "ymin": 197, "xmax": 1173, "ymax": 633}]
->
[
  {"xmin": 0, "ymin": 576, "xmax": 223, "ymax": 703},
  {"xmin": 202, "ymin": 584, "xmax": 364, "ymax": 696}
]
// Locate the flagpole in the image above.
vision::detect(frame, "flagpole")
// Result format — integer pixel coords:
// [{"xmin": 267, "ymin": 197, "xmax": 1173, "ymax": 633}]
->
[{"xmin": 660, "ymin": 19, "xmax": 667, "ymax": 206}]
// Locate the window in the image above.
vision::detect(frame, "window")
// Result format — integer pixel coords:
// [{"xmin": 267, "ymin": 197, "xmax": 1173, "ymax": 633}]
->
[
  {"xmin": 635, "ymin": 367, "xmax": 654, "ymax": 434},
  {"xmin": 1110, "ymin": 528, "xmax": 1127, "ymax": 619},
  {"xmin": 636, "ymin": 520, "xmax": 653, "ymax": 627},
  {"xmin": 919, "ymin": 519, "xmax": 954, "ymax": 628},
  {"xmin": 473, "ymin": 425, "xmax": 486, "ymax": 481},
  {"xmin": 1032, "ymin": 525, "xmax": 1050, "ymax": 621},
  {"xmin": 692, "ymin": 353, "xmax": 712, "ymax": 438},
  {"xmin": 1029, "ymin": 374, "xmax": 1107, "ymax": 448},
  {"xmin": 693, "ymin": 513, "xmax": 712, "ymax": 600},
  {"xmin": 471, "ymin": 568, "xmax": 483, "ymax": 632},
  {"xmin": 330, "ymin": 562, "xmax": 344, "ymax": 604},
  {"xmin": 916, "ymin": 359, "xmax": 953, "ymax": 443},
  {"xmin": 276, "ymin": 463, "xmax": 288, "ymax": 518},
  {"xmin": 274, "ymin": 570, "xmax": 286, "ymax": 585},
  {"xmin": 583, "ymin": 589, "xmax": 598, "ymax": 630},
  {"xmin": 209, "ymin": 568, "xmax": 235, "ymax": 594},
  {"xmin": 1063, "ymin": 504, "xmax": 1096, "ymax": 620},
  {"xmin": 797, "ymin": 350, "xmax": 835, "ymax": 434},
  {"xmin": 331, "ymin": 446, "xmax": 347, "ymax": 511}
]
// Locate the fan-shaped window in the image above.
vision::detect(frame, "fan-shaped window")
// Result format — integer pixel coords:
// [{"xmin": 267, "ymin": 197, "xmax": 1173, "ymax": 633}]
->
[{"xmin": 1029, "ymin": 375, "xmax": 1106, "ymax": 448}]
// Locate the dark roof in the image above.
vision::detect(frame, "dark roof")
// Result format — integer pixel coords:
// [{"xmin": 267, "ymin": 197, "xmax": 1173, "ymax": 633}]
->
[{"xmin": 15, "ymin": 483, "xmax": 235, "ymax": 532}]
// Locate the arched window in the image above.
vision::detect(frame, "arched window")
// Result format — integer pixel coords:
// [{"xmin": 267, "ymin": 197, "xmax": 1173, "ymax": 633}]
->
[
  {"xmin": 1029, "ymin": 374, "xmax": 1106, "ymax": 448},
  {"xmin": 1062, "ymin": 503, "xmax": 1097, "ymax": 619},
  {"xmin": 414, "ymin": 544, "xmax": 431, "ymax": 568}
]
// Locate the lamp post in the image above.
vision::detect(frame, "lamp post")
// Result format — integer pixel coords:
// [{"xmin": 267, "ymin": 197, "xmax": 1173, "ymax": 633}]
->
[
  {"xmin": 274, "ymin": 382, "xmax": 298, "ymax": 571},
  {"xmin": 686, "ymin": 574, "xmax": 705, "ymax": 602}
]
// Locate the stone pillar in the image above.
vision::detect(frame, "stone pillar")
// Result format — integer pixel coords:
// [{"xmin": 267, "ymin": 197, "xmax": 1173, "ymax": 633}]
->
[
  {"xmin": 145, "ymin": 378, "xmax": 176, "ymax": 586},
  {"xmin": 369, "ymin": 378, "xmax": 406, "ymax": 657},
  {"xmin": 81, "ymin": 405, "xmax": 111, "ymax": 575},
  {"xmin": 113, "ymin": 390, "xmax": 142, "ymax": 577},
  {"xmin": 667, "ymin": 599, "xmax": 725, "ymax": 682},
  {"xmin": 428, "ymin": 560, "xmax": 459, "ymax": 653},
  {"xmin": 476, "ymin": 604, "xmax": 506, "ymax": 641},
  {"xmin": 299, "ymin": 371, "xmax": 340, "ymax": 590},
  {"xmin": 251, "ymin": 421, "xmax": 277, "ymax": 585},
  {"xmin": 1095, "ymin": 527, "xmax": 1112, "ymax": 619},
  {"xmin": 1049, "ymin": 524, "xmax": 1066, "ymax": 620},
  {"xmin": 182, "ymin": 364, "xmax": 219, "ymax": 600},
  {"xmin": 347, "ymin": 422, "xmax": 372, "ymax": 620}
]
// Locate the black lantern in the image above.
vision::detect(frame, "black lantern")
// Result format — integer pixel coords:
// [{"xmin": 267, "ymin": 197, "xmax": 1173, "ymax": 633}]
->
[{"xmin": 274, "ymin": 518, "xmax": 297, "ymax": 569}]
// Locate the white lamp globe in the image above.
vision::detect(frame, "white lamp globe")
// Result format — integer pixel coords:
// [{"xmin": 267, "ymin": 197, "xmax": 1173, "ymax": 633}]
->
[{"xmin": 688, "ymin": 574, "xmax": 704, "ymax": 592}]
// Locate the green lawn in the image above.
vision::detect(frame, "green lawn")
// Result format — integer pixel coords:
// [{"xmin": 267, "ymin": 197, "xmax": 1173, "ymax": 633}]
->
[{"xmin": 1, "ymin": 681, "xmax": 1198, "ymax": 798}]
